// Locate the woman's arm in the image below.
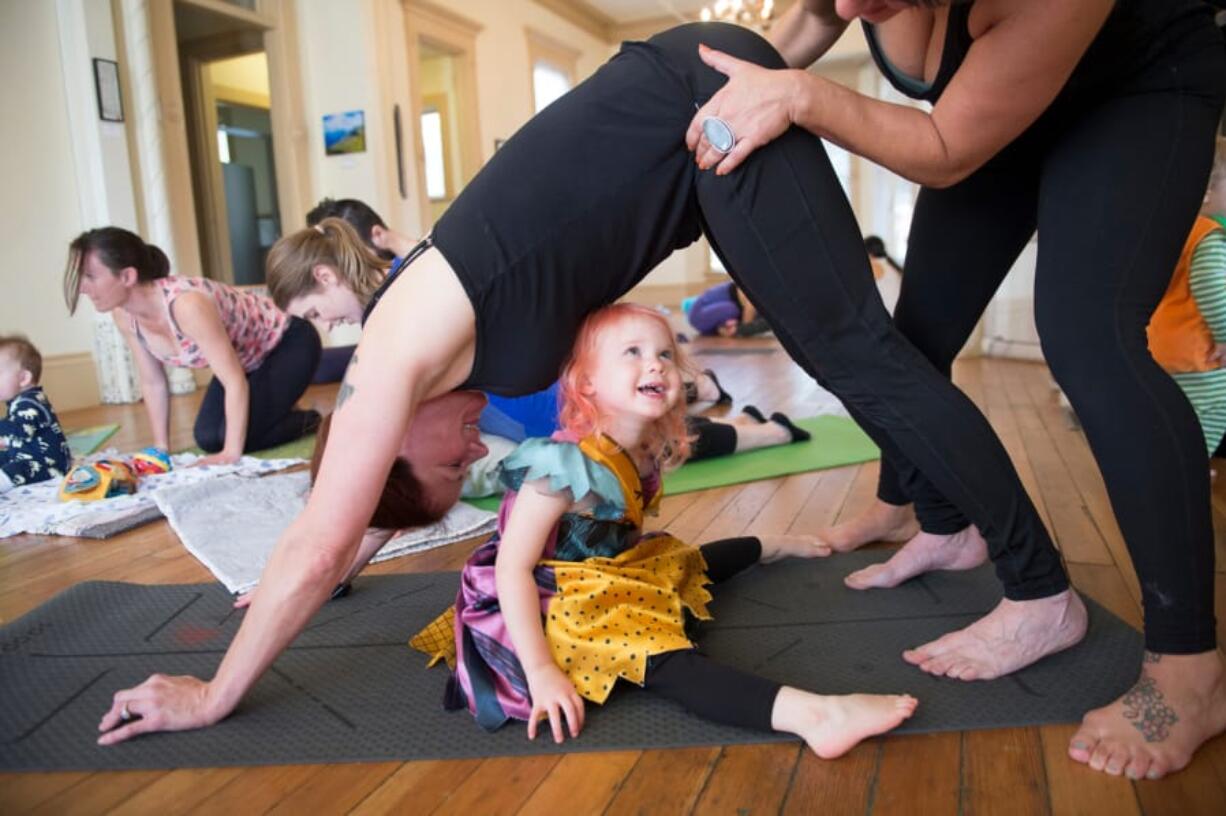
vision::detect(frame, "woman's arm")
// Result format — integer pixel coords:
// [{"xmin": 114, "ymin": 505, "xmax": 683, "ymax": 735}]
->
[
  {"xmin": 768, "ymin": 0, "xmax": 849, "ymax": 69},
  {"xmin": 495, "ymin": 484, "xmax": 585, "ymax": 743},
  {"xmin": 114, "ymin": 312, "xmax": 172, "ymax": 451},
  {"xmin": 691, "ymin": 0, "xmax": 1113, "ymax": 187},
  {"xmin": 172, "ymin": 292, "xmax": 248, "ymax": 464},
  {"xmin": 98, "ymin": 251, "xmax": 478, "ymax": 744}
]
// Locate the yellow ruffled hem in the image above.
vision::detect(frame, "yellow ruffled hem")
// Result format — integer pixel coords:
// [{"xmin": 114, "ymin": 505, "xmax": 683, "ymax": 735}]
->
[{"xmin": 543, "ymin": 533, "xmax": 711, "ymax": 704}]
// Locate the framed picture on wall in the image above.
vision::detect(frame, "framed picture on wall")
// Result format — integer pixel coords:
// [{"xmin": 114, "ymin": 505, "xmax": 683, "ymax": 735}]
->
[
  {"xmin": 93, "ymin": 58, "xmax": 123, "ymax": 122},
  {"xmin": 323, "ymin": 110, "xmax": 366, "ymax": 155}
]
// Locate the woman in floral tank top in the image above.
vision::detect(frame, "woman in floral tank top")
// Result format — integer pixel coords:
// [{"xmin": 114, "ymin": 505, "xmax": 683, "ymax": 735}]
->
[{"xmin": 64, "ymin": 227, "xmax": 321, "ymax": 463}]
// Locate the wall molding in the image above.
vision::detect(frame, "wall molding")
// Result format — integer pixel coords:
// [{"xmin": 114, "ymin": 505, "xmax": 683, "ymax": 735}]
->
[
  {"xmin": 531, "ymin": 0, "xmax": 616, "ymax": 42},
  {"xmin": 41, "ymin": 353, "xmax": 102, "ymax": 413}
]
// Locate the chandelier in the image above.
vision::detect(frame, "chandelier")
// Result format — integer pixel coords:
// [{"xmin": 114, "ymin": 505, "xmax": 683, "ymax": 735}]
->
[{"xmin": 699, "ymin": 0, "xmax": 777, "ymax": 31}]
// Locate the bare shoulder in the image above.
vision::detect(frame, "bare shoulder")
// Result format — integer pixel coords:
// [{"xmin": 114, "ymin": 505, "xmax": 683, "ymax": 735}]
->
[{"xmin": 361, "ymin": 247, "xmax": 477, "ymax": 397}]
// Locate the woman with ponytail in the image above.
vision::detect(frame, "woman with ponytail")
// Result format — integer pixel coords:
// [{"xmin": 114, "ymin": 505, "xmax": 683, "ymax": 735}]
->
[{"xmin": 64, "ymin": 226, "xmax": 321, "ymax": 463}]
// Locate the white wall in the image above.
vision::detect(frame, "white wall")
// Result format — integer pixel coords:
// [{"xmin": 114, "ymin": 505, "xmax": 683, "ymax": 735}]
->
[{"xmin": 0, "ymin": 0, "xmax": 138, "ymax": 360}]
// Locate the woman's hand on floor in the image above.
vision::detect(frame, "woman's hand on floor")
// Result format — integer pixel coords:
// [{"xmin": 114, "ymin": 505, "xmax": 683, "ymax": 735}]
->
[
  {"xmin": 526, "ymin": 664, "xmax": 585, "ymax": 744},
  {"xmin": 686, "ymin": 44, "xmax": 801, "ymax": 176},
  {"xmin": 195, "ymin": 450, "xmax": 243, "ymax": 467},
  {"xmin": 97, "ymin": 674, "xmax": 220, "ymax": 745}
]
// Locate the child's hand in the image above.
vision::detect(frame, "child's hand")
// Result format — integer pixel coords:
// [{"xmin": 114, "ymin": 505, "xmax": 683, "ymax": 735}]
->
[
  {"xmin": 1213, "ymin": 343, "xmax": 1226, "ymax": 368},
  {"xmin": 526, "ymin": 664, "xmax": 585, "ymax": 743}
]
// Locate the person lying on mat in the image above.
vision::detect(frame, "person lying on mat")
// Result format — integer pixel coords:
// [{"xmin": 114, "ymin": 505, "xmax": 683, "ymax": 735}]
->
[
  {"xmin": 408, "ymin": 303, "xmax": 916, "ymax": 751},
  {"xmin": 97, "ymin": 21, "xmax": 1076, "ymax": 747},
  {"xmin": 63, "ymin": 227, "xmax": 322, "ymax": 465}
]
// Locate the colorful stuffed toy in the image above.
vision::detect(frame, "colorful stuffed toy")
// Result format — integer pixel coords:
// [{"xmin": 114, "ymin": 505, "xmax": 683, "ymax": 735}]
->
[
  {"xmin": 130, "ymin": 446, "xmax": 173, "ymax": 476},
  {"xmin": 57, "ymin": 459, "xmax": 139, "ymax": 502}
]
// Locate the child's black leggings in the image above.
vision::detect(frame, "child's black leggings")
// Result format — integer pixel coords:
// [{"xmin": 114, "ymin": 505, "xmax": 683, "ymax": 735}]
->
[{"xmin": 642, "ymin": 536, "xmax": 781, "ymax": 731}]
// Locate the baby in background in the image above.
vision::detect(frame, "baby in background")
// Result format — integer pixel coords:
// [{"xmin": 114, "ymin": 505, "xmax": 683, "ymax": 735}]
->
[{"xmin": 0, "ymin": 335, "xmax": 71, "ymax": 492}]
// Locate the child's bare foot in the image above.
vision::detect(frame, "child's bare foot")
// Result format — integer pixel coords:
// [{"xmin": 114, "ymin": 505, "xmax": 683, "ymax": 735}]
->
[
  {"xmin": 759, "ymin": 534, "xmax": 832, "ymax": 562},
  {"xmin": 1068, "ymin": 650, "xmax": 1226, "ymax": 779},
  {"xmin": 771, "ymin": 686, "xmax": 918, "ymax": 759},
  {"xmin": 819, "ymin": 499, "xmax": 919, "ymax": 553},
  {"xmin": 844, "ymin": 524, "xmax": 987, "ymax": 590}
]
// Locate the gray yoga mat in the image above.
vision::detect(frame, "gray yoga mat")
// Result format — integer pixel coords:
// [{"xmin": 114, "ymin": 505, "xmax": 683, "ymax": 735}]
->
[{"xmin": 0, "ymin": 550, "xmax": 1142, "ymax": 771}]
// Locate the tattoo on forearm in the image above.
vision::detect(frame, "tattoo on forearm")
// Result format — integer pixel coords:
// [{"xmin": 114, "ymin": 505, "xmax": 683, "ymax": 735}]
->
[
  {"xmin": 1143, "ymin": 651, "xmax": 1161, "ymax": 664},
  {"xmin": 1122, "ymin": 673, "xmax": 1179, "ymax": 743},
  {"xmin": 336, "ymin": 353, "xmax": 358, "ymax": 410}
]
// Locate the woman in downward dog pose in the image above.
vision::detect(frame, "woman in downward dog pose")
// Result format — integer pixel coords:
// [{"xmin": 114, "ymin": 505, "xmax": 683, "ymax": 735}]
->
[{"xmin": 411, "ymin": 303, "xmax": 916, "ymax": 752}]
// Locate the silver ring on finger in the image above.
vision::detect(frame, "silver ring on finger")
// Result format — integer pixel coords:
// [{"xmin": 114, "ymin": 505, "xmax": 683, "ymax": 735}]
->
[
  {"xmin": 702, "ymin": 116, "xmax": 737, "ymax": 155},
  {"xmin": 120, "ymin": 703, "xmax": 132, "ymax": 721}
]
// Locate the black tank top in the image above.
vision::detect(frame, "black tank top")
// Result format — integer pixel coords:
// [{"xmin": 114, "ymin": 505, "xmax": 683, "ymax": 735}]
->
[{"xmin": 864, "ymin": 0, "xmax": 1222, "ymax": 106}]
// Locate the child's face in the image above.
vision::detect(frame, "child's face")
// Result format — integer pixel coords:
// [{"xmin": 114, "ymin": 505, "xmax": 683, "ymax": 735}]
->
[
  {"xmin": 0, "ymin": 350, "xmax": 33, "ymax": 402},
  {"xmin": 583, "ymin": 314, "xmax": 682, "ymax": 426}
]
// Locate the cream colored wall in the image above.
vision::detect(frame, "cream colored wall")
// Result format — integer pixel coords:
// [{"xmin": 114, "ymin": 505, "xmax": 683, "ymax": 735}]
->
[{"xmin": 0, "ymin": 0, "xmax": 145, "ymax": 409}]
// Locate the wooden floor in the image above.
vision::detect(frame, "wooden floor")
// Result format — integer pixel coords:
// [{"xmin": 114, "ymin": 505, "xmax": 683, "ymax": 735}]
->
[{"xmin": 4, "ymin": 338, "xmax": 1226, "ymax": 815}]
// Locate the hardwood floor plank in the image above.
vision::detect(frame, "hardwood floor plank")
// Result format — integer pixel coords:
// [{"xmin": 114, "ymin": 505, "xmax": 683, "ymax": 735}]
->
[
  {"xmin": 350, "ymin": 759, "xmax": 482, "ymax": 814},
  {"xmin": 23, "ymin": 770, "xmax": 168, "ymax": 816},
  {"xmin": 867, "ymin": 732, "xmax": 960, "ymax": 815},
  {"xmin": 961, "ymin": 727, "xmax": 1047, "ymax": 816},
  {"xmin": 108, "ymin": 768, "xmax": 246, "ymax": 816},
  {"xmin": 1132, "ymin": 751, "xmax": 1226, "ymax": 816},
  {"xmin": 780, "ymin": 741, "xmax": 878, "ymax": 816},
  {"xmin": 187, "ymin": 765, "xmax": 321, "ymax": 814},
  {"xmin": 603, "ymin": 747, "xmax": 720, "ymax": 816},
  {"xmin": 429, "ymin": 755, "xmax": 561, "ymax": 816},
  {"xmin": 0, "ymin": 771, "xmax": 90, "ymax": 814},
  {"xmin": 515, "ymin": 751, "xmax": 640, "ymax": 815},
  {"xmin": 691, "ymin": 743, "xmax": 800, "ymax": 815}
]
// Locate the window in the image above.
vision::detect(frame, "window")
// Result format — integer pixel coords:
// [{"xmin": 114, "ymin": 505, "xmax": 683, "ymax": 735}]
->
[
  {"xmin": 532, "ymin": 60, "xmax": 571, "ymax": 114},
  {"xmin": 421, "ymin": 108, "xmax": 447, "ymax": 200},
  {"xmin": 526, "ymin": 30, "xmax": 578, "ymax": 115}
]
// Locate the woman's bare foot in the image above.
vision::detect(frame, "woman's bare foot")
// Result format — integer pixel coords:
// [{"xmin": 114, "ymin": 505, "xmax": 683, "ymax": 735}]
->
[
  {"xmin": 902, "ymin": 589, "xmax": 1088, "ymax": 680},
  {"xmin": 771, "ymin": 686, "xmax": 918, "ymax": 759},
  {"xmin": 819, "ymin": 499, "xmax": 919, "ymax": 553},
  {"xmin": 844, "ymin": 525, "xmax": 988, "ymax": 590},
  {"xmin": 1068, "ymin": 650, "xmax": 1226, "ymax": 779},
  {"xmin": 759, "ymin": 534, "xmax": 832, "ymax": 562}
]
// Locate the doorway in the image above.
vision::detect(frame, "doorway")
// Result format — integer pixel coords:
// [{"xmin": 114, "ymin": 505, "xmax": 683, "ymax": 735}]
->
[
  {"xmin": 173, "ymin": 1, "xmax": 285, "ymax": 284},
  {"xmin": 404, "ymin": 2, "xmax": 483, "ymax": 230}
]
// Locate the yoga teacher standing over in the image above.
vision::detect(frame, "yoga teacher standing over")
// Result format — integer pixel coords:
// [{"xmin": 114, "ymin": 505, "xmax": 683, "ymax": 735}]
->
[
  {"xmin": 99, "ymin": 19, "xmax": 1079, "ymax": 758},
  {"xmin": 689, "ymin": 0, "xmax": 1226, "ymax": 779}
]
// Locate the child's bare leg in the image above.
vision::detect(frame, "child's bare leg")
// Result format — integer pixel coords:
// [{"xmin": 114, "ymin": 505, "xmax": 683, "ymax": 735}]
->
[{"xmin": 771, "ymin": 686, "xmax": 918, "ymax": 759}]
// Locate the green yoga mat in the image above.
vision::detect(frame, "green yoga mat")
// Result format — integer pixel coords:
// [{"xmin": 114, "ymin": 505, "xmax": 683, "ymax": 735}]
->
[
  {"xmin": 64, "ymin": 424, "xmax": 121, "ymax": 458},
  {"xmin": 466, "ymin": 415, "xmax": 879, "ymax": 512},
  {"xmin": 180, "ymin": 434, "xmax": 317, "ymax": 461}
]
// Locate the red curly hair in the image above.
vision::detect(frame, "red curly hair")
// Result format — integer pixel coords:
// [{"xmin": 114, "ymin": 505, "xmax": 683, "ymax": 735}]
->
[{"xmin": 558, "ymin": 303, "xmax": 695, "ymax": 471}]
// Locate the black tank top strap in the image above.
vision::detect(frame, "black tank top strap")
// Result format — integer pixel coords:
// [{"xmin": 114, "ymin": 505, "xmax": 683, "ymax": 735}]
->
[
  {"xmin": 361, "ymin": 236, "xmax": 433, "ymax": 326},
  {"xmin": 863, "ymin": 1, "xmax": 974, "ymax": 103}
]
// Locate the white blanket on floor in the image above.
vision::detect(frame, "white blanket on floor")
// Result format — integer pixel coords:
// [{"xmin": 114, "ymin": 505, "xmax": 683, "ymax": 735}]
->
[
  {"xmin": 0, "ymin": 451, "xmax": 302, "ymax": 539},
  {"xmin": 153, "ymin": 470, "xmax": 497, "ymax": 594}
]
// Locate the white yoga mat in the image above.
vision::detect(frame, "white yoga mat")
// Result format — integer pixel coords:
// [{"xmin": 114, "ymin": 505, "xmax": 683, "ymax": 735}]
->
[{"xmin": 154, "ymin": 470, "xmax": 497, "ymax": 594}]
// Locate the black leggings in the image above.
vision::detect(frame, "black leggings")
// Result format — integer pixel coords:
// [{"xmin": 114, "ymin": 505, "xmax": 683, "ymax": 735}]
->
[
  {"xmin": 644, "ymin": 24, "xmax": 1068, "ymax": 603},
  {"xmin": 194, "ymin": 316, "xmax": 323, "ymax": 453},
  {"xmin": 870, "ymin": 26, "xmax": 1225, "ymax": 653},
  {"xmin": 687, "ymin": 416, "xmax": 738, "ymax": 461},
  {"xmin": 642, "ymin": 536, "xmax": 781, "ymax": 731}
]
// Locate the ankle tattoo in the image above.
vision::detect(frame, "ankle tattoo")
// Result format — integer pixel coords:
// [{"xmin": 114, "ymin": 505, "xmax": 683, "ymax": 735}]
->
[{"xmin": 1123, "ymin": 672, "xmax": 1179, "ymax": 743}]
